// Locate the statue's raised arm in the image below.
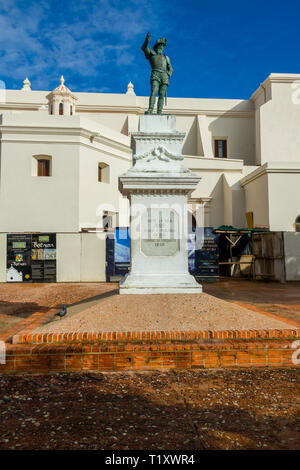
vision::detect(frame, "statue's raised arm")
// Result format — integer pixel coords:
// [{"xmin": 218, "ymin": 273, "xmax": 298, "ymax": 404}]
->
[
  {"xmin": 141, "ymin": 33, "xmax": 172, "ymax": 115},
  {"xmin": 141, "ymin": 32, "xmax": 153, "ymax": 59}
]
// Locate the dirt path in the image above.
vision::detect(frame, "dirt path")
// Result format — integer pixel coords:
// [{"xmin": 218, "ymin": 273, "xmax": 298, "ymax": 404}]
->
[{"xmin": 0, "ymin": 369, "xmax": 299, "ymax": 450}]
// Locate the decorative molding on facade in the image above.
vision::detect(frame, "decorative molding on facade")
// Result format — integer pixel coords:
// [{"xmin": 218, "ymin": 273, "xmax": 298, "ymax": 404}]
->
[
  {"xmin": 0, "ymin": 99, "xmax": 254, "ymax": 118},
  {"xmin": 0, "ymin": 122, "xmax": 132, "ymax": 154},
  {"xmin": 240, "ymin": 162, "xmax": 300, "ymax": 186},
  {"xmin": 74, "ymin": 104, "xmax": 254, "ymax": 118},
  {"xmin": 0, "ymin": 104, "xmax": 40, "ymax": 111},
  {"xmin": 186, "ymin": 156, "xmax": 244, "ymax": 172},
  {"xmin": 0, "ymin": 100, "xmax": 255, "ymax": 117},
  {"xmin": 188, "ymin": 197, "xmax": 213, "ymax": 205},
  {"xmin": 162, "ymin": 109, "xmax": 254, "ymax": 118}
]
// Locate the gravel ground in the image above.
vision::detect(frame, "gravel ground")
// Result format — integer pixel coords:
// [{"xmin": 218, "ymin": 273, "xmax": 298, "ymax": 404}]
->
[
  {"xmin": 0, "ymin": 369, "xmax": 299, "ymax": 450},
  {"xmin": 0, "ymin": 283, "xmax": 116, "ymax": 334},
  {"xmin": 35, "ymin": 292, "xmax": 293, "ymax": 333}
]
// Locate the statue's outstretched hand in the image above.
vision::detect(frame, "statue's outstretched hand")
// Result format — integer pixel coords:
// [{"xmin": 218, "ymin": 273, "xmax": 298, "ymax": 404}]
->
[{"xmin": 141, "ymin": 32, "xmax": 151, "ymax": 54}]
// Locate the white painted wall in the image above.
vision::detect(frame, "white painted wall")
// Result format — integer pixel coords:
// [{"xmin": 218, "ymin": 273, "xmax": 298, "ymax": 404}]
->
[
  {"xmin": 207, "ymin": 116, "xmax": 255, "ymax": 165},
  {"xmin": 242, "ymin": 173, "xmax": 269, "ymax": 229},
  {"xmin": 176, "ymin": 115, "xmax": 199, "ymax": 156},
  {"xmin": 0, "ymin": 140, "xmax": 80, "ymax": 232},
  {"xmin": 78, "ymin": 145, "xmax": 131, "ymax": 230},
  {"xmin": 183, "ymin": 156, "xmax": 252, "ymax": 229},
  {"xmin": 252, "ymin": 75, "xmax": 300, "ymax": 165},
  {"xmin": 223, "ymin": 176, "xmax": 246, "ymax": 228},
  {"xmin": 0, "ymin": 113, "xmax": 132, "ymax": 233},
  {"xmin": 80, "ymin": 233, "xmax": 106, "ymax": 282},
  {"xmin": 77, "ymin": 111, "xmax": 130, "ymax": 135},
  {"xmin": 268, "ymin": 172, "xmax": 300, "ymax": 231},
  {"xmin": 56, "ymin": 234, "xmax": 81, "ymax": 282},
  {"xmin": 241, "ymin": 163, "xmax": 300, "ymax": 232}
]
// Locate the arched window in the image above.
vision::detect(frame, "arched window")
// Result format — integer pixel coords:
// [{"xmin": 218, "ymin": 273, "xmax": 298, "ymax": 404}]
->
[
  {"xmin": 70, "ymin": 105, "xmax": 73, "ymax": 115},
  {"xmin": 32, "ymin": 155, "xmax": 52, "ymax": 177},
  {"xmin": 59, "ymin": 102, "xmax": 64, "ymax": 115},
  {"xmin": 50, "ymin": 104, "xmax": 53, "ymax": 115},
  {"xmin": 98, "ymin": 163, "xmax": 110, "ymax": 183},
  {"xmin": 296, "ymin": 215, "xmax": 300, "ymax": 232}
]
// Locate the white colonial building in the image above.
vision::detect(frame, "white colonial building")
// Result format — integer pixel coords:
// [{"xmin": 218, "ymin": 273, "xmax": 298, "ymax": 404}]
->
[{"xmin": 0, "ymin": 73, "xmax": 299, "ymax": 282}]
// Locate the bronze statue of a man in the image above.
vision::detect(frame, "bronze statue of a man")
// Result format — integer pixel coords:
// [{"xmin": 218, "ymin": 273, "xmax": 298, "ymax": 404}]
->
[{"xmin": 141, "ymin": 32, "xmax": 173, "ymax": 115}]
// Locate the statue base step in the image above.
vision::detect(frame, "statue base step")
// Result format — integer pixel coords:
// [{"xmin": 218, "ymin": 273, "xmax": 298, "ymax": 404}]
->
[{"xmin": 119, "ymin": 272, "xmax": 202, "ymax": 295}]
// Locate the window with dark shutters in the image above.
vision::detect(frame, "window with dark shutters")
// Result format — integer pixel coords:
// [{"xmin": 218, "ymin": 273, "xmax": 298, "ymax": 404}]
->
[
  {"xmin": 37, "ymin": 159, "xmax": 50, "ymax": 177},
  {"xmin": 98, "ymin": 165, "xmax": 102, "ymax": 182},
  {"xmin": 214, "ymin": 139, "xmax": 227, "ymax": 158}
]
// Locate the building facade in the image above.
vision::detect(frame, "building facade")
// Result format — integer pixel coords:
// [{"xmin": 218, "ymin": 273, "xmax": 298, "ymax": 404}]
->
[{"xmin": 0, "ymin": 73, "xmax": 299, "ymax": 282}]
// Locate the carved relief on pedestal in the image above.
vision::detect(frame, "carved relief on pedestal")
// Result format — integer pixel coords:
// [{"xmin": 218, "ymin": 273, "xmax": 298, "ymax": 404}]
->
[{"xmin": 130, "ymin": 145, "xmax": 189, "ymax": 174}]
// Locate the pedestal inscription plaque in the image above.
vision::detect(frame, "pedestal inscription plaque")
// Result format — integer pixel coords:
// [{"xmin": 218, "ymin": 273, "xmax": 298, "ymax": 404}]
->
[{"xmin": 141, "ymin": 208, "xmax": 179, "ymax": 256}]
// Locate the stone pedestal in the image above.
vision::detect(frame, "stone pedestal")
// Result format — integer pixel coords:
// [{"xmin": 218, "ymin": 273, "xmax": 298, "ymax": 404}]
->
[{"xmin": 119, "ymin": 115, "xmax": 202, "ymax": 294}]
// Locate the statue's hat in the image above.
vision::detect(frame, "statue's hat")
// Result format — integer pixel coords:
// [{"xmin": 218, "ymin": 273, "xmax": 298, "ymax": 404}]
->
[{"xmin": 153, "ymin": 37, "xmax": 167, "ymax": 50}]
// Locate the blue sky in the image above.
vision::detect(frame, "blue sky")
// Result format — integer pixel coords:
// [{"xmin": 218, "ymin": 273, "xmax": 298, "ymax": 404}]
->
[{"xmin": 1, "ymin": 0, "xmax": 300, "ymax": 99}]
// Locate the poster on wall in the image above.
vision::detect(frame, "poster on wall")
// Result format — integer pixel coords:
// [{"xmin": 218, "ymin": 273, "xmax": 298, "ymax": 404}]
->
[
  {"xmin": 7, "ymin": 234, "xmax": 32, "ymax": 282},
  {"xmin": 114, "ymin": 228, "xmax": 130, "ymax": 276},
  {"xmin": 7, "ymin": 233, "xmax": 56, "ymax": 282},
  {"xmin": 31, "ymin": 234, "xmax": 56, "ymax": 282},
  {"xmin": 194, "ymin": 227, "xmax": 219, "ymax": 281}
]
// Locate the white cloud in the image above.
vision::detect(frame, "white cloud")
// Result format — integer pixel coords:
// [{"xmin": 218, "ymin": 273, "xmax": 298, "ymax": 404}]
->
[{"xmin": 0, "ymin": 0, "xmax": 161, "ymax": 90}]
